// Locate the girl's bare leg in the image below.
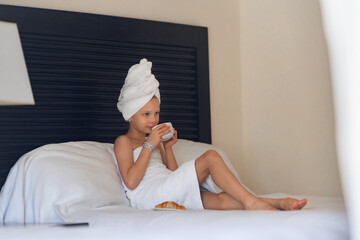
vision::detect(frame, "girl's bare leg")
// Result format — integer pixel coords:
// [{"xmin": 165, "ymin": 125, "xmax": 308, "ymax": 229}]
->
[
  {"xmin": 201, "ymin": 191, "xmax": 245, "ymax": 210},
  {"xmin": 196, "ymin": 150, "xmax": 307, "ymax": 211},
  {"xmin": 195, "ymin": 150, "xmax": 277, "ymax": 210},
  {"xmin": 201, "ymin": 192, "xmax": 307, "ymax": 210}
]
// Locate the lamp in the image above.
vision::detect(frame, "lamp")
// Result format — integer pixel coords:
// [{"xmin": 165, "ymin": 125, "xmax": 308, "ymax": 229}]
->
[{"xmin": 0, "ymin": 20, "xmax": 34, "ymax": 105}]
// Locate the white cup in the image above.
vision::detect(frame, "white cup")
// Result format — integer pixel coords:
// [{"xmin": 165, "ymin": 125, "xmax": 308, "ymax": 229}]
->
[{"xmin": 152, "ymin": 122, "xmax": 174, "ymax": 141}]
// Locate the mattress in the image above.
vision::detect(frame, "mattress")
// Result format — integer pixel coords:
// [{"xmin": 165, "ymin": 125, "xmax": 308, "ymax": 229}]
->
[{"xmin": 0, "ymin": 194, "xmax": 349, "ymax": 240}]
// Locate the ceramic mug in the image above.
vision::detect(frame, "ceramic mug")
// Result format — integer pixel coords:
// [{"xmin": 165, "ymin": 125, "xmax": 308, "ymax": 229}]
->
[{"xmin": 152, "ymin": 122, "xmax": 174, "ymax": 141}]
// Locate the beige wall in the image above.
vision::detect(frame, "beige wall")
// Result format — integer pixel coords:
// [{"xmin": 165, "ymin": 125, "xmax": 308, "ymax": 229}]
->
[
  {"xmin": 239, "ymin": 0, "xmax": 342, "ymax": 196},
  {"xmin": 0, "ymin": 0, "xmax": 342, "ymax": 197}
]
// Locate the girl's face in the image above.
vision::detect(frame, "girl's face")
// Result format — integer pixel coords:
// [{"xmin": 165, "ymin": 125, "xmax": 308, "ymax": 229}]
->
[{"xmin": 128, "ymin": 97, "xmax": 160, "ymax": 134}]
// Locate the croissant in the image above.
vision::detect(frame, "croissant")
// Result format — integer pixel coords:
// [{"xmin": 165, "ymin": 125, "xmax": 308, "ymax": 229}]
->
[{"xmin": 155, "ymin": 201, "xmax": 186, "ymax": 210}]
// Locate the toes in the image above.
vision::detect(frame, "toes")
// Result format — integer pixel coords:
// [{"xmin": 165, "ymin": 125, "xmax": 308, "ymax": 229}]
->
[
  {"xmin": 293, "ymin": 199, "xmax": 307, "ymax": 210},
  {"xmin": 292, "ymin": 201, "xmax": 299, "ymax": 210},
  {"xmin": 299, "ymin": 199, "xmax": 308, "ymax": 208},
  {"xmin": 284, "ymin": 198, "xmax": 308, "ymax": 211}
]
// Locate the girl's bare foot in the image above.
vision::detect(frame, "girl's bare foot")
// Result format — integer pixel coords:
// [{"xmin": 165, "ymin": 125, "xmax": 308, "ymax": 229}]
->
[
  {"xmin": 244, "ymin": 198, "xmax": 279, "ymax": 211},
  {"xmin": 279, "ymin": 198, "xmax": 307, "ymax": 210}
]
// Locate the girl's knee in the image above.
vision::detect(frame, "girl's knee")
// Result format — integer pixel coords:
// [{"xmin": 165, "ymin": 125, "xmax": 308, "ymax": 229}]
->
[
  {"xmin": 203, "ymin": 149, "xmax": 220, "ymax": 158},
  {"xmin": 195, "ymin": 150, "xmax": 223, "ymax": 175},
  {"xmin": 203, "ymin": 150, "xmax": 223, "ymax": 165}
]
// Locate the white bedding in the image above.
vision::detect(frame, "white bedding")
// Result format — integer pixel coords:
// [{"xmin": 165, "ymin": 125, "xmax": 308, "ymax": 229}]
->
[
  {"xmin": 0, "ymin": 140, "xmax": 239, "ymax": 223},
  {"xmin": 0, "ymin": 195, "xmax": 349, "ymax": 240},
  {"xmin": 0, "ymin": 141, "xmax": 349, "ymax": 239}
]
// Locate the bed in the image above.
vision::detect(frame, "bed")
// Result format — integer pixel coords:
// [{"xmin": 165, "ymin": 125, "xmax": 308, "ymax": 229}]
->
[{"xmin": 0, "ymin": 4, "xmax": 349, "ymax": 240}]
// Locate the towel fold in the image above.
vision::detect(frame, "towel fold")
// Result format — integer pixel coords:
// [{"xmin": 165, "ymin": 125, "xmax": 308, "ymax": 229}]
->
[{"xmin": 117, "ymin": 58, "xmax": 161, "ymax": 121}]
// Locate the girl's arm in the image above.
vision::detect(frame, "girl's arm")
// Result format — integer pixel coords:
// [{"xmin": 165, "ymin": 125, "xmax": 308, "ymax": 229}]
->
[
  {"xmin": 160, "ymin": 129, "xmax": 178, "ymax": 171},
  {"xmin": 164, "ymin": 147, "xmax": 178, "ymax": 171},
  {"xmin": 114, "ymin": 125, "xmax": 172, "ymax": 191},
  {"xmin": 114, "ymin": 135, "xmax": 152, "ymax": 191},
  {"xmin": 159, "ymin": 145, "xmax": 178, "ymax": 171}
]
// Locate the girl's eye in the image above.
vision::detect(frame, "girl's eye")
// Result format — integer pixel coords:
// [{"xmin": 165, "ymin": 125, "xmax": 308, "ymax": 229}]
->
[
  {"xmin": 143, "ymin": 113, "xmax": 149, "ymax": 116},
  {"xmin": 155, "ymin": 112, "xmax": 160, "ymax": 115}
]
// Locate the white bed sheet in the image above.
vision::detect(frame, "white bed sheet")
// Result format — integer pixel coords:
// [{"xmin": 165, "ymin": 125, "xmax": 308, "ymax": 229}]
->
[{"xmin": 0, "ymin": 194, "xmax": 349, "ymax": 240}]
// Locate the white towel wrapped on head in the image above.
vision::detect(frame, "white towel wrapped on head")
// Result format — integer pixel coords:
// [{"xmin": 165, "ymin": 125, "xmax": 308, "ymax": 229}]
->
[{"xmin": 117, "ymin": 58, "xmax": 161, "ymax": 121}]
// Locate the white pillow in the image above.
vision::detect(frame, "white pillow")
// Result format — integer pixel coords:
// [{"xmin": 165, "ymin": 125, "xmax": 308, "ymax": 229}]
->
[{"xmin": 1, "ymin": 141, "xmax": 129, "ymax": 223}]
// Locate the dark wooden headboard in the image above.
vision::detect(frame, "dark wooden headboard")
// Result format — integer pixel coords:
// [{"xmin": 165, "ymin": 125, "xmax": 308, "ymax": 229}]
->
[{"xmin": 0, "ymin": 5, "xmax": 211, "ymax": 187}]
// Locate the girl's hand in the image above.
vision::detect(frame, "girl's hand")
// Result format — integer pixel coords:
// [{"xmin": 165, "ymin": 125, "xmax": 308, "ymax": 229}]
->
[
  {"xmin": 147, "ymin": 124, "xmax": 172, "ymax": 147},
  {"xmin": 163, "ymin": 129, "xmax": 178, "ymax": 150}
]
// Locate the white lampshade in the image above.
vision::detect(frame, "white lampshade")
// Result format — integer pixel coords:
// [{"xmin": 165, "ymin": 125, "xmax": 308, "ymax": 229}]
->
[{"xmin": 0, "ymin": 21, "xmax": 34, "ymax": 105}]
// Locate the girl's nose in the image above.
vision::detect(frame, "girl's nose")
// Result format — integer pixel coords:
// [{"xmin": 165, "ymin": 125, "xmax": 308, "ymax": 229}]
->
[{"xmin": 149, "ymin": 115, "xmax": 156, "ymax": 122}]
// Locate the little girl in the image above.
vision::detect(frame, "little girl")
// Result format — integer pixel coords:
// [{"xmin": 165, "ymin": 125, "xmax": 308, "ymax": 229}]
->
[{"xmin": 114, "ymin": 59, "xmax": 307, "ymax": 211}]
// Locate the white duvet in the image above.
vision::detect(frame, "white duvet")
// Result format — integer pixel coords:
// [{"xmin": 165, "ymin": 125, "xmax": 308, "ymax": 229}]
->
[{"xmin": 0, "ymin": 141, "xmax": 350, "ymax": 240}]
